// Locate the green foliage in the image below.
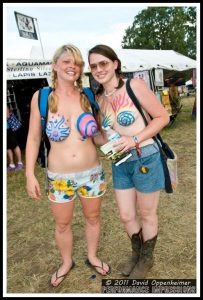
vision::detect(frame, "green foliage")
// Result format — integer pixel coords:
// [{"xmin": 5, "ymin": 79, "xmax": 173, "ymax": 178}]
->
[{"xmin": 122, "ymin": 6, "xmax": 196, "ymax": 59}]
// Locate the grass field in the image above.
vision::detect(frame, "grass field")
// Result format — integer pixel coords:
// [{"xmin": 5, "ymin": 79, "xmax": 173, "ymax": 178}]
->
[{"xmin": 6, "ymin": 96, "xmax": 197, "ymax": 294}]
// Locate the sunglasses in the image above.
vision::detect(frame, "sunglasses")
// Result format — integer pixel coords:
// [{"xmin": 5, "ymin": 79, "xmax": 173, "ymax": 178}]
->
[{"xmin": 89, "ymin": 60, "xmax": 110, "ymax": 72}]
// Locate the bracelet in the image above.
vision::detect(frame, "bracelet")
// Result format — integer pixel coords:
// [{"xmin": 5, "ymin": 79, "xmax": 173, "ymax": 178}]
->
[
  {"xmin": 133, "ymin": 136, "xmax": 141, "ymax": 156},
  {"xmin": 133, "ymin": 136, "xmax": 139, "ymax": 146}
]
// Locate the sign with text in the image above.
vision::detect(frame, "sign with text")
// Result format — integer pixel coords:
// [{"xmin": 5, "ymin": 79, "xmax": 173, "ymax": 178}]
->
[
  {"xmin": 14, "ymin": 11, "xmax": 38, "ymax": 40},
  {"xmin": 102, "ymin": 279, "xmax": 196, "ymax": 294},
  {"xmin": 7, "ymin": 59, "xmax": 52, "ymax": 80}
]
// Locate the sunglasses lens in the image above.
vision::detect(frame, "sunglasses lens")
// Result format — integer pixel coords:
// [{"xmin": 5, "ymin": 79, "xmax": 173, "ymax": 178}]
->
[
  {"xmin": 90, "ymin": 64, "xmax": 97, "ymax": 71},
  {"xmin": 99, "ymin": 61, "xmax": 108, "ymax": 68},
  {"xmin": 90, "ymin": 61, "xmax": 109, "ymax": 71}
]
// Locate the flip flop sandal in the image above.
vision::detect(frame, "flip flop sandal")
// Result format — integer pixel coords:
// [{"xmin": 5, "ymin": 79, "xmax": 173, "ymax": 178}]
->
[
  {"xmin": 85, "ymin": 258, "xmax": 111, "ymax": 276},
  {"xmin": 49, "ymin": 261, "xmax": 75, "ymax": 287}
]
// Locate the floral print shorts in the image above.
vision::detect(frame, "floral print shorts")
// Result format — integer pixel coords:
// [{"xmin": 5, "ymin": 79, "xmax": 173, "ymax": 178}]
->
[{"xmin": 47, "ymin": 164, "xmax": 107, "ymax": 203}]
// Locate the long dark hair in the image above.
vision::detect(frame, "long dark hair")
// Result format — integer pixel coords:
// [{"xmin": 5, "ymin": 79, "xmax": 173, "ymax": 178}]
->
[{"xmin": 88, "ymin": 44, "xmax": 124, "ymax": 95}]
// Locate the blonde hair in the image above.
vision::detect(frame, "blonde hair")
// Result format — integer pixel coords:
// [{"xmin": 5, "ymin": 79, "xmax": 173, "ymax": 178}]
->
[{"xmin": 49, "ymin": 44, "xmax": 91, "ymax": 113}]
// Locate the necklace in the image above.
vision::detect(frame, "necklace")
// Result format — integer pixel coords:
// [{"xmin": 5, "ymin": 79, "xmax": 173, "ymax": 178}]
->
[{"xmin": 104, "ymin": 88, "xmax": 116, "ymax": 97}]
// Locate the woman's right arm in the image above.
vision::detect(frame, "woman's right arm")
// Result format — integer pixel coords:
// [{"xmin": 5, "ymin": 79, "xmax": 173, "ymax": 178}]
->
[{"xmin": 25, "ymin": 91, "xmax": 42, "ymax": 200}]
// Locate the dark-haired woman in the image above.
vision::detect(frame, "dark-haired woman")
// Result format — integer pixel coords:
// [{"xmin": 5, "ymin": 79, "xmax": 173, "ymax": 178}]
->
[{"xmin": 88, "ymin": 44, "xmax": 169, "ymax": 279}]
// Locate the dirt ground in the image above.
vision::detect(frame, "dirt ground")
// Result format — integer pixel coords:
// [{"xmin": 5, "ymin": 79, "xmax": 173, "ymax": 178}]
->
[{"xmin": 6, "ymin": 96, "xmax": 197, "ymax": 294}]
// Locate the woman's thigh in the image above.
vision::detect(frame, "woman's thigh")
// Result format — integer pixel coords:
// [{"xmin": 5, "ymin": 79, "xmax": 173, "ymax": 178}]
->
[
  {"xmin": 50, "ymin": 201, "xmax": 75, "ymax": 225},
  {"xmin": 114, "ymin": 188, "xmax": 138, "ymax": 219},
  {"xmin": 80, "ymin": 196, "xmax": 102, "ymax": 218},
  {"xmin": 136, "ymin": 190, "xmax": 160, "ymax": 216}
]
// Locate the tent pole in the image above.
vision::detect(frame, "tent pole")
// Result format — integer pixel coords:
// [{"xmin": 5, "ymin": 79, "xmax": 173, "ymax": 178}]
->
[
  {"xmin": 34, "ymin": 18, "xmax": 45, "ymax": 59},
  {"xmin": 149, "ymin": 69, "xmax": 157, "ymax": 93}
]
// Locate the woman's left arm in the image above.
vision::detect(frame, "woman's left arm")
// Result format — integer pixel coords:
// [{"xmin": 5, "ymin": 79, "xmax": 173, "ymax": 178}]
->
[{"xmin": 130, "ymin": 78, "xmax": 170, "ymax": 143}]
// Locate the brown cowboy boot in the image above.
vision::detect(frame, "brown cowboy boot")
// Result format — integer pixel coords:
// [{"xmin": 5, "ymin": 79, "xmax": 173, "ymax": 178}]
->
[
  {"xmin": 121, "ymin": 229, "xmax": 142, "ymax": 276},
  {"xmin": 128, "ymin": 235, "xmax": 157, "ymax": 279}
]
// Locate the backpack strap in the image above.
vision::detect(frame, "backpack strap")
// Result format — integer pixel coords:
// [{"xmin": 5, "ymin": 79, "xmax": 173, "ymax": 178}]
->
[
  {"xmin": 37, "ymin": 87, "xmax": 52, "ymax": 171},
  {"xmin": 38, "ymin": 87, "xmax": 53, "ymax": 131},
  {"xmin": 82, "ymin": 87, "xmax": 100, "ymax": 117}
]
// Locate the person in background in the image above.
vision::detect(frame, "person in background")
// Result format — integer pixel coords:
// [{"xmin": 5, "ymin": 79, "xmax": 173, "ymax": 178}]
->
[
  {"xmin": 7, "ymin": 106, "xmax": 23, "ymax": 171},
  {"xmin": 25, "ymin": 44, "xmax": 111, "ymax": 287},
  {"xmin": 88, "ymin": 44, "xmax": 170, "ymax": 279}
]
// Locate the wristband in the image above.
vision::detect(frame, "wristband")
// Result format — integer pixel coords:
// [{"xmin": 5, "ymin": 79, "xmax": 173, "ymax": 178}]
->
[
  {"xmin": 133, "ymin": 136, "xmax": 141, "ymax": 156},
  {"xmin": 133, "ymin": 136, "xmax": 139, "ymax": 145}
]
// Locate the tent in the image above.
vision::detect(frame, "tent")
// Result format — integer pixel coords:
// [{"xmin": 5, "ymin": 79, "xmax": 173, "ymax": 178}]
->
[
  {"xmin": 7, "ymin": 47, "xmax": 196, "ymax": 81},
  {"xmin": 6, "ymin": 47, "xmax": 196, "ymax": 148},
  {"xmin": 29, "ymin": 46, "xmax": 196, "ymax": 71},
  {"xmin": 7, "ymin": 47, "xmax": 196, "ymax": 96},
  {"xmin": 7, "ymin": 47, "xmax": 196, "ymax": 97}
]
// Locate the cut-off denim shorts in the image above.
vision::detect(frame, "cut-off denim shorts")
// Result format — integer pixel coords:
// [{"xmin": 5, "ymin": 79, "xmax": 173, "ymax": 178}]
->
[
  {"xmin": 112, "ymin": 143, "xmax": 165, "ymax": 193},
  {"xmin": 47, "ymin": 164, "xmax": 107, "ymax": 203}
]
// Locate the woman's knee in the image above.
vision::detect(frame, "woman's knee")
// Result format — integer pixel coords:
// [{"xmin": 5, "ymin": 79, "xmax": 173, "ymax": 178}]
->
[
  {"xmin": 140, "ymin": 209, "xmax": 158, "ymax": 223},
  {"xmin": 85, "ymin": 214, "xmax": 100, "ymax": 226},
  {"xmin": 119, "ymin": 211, "xmax": 136, "ymax": 224},
  {"xmin": 55, "ymin": 221, "xmax": 71, "ymax": 234}
]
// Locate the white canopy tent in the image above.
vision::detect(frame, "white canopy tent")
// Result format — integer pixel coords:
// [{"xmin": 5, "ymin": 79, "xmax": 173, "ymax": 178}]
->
[
  {"xmin": 29, "ymin": 46, "xmax": 196, "ymax": 71},
  {"xmin": 7, "ymin": 46, "xmax": 196, "ymax": 82},
  {"xmin": 6, "ymin": 47, "xmax": 196, "ymax": 147},
  {"xmin": 112, "ymin": 49, "xmax": 196, "ymax": 72}
]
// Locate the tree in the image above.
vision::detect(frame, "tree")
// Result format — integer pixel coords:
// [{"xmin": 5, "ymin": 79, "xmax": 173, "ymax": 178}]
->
[
  {"xmin": 122, "ymin": 7, "xmax": 196, "ymax": 59},
  {"xmin": 184, "ymin": 7, "xmax": 196, "ymax": 59}
]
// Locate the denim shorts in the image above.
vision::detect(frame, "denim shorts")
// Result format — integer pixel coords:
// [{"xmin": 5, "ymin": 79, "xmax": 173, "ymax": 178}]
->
[
  {"xmin": 112, "ymin": 143, "xmax": 165, "ymax": 193},
  {"xmin": 47, "ymin": 164, "xmax": 107, "ymax": 203}
]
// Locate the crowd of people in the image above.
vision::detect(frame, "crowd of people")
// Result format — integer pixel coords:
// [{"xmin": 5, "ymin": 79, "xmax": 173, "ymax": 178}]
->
[{"xmin": 8, "ymin": 43, "xmax": 170, "ymax": 287}]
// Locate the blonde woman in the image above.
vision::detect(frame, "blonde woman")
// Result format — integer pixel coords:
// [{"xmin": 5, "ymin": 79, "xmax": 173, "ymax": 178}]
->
[{"xmin": 25, "ymin": 44, "xmax": 111, "ymax": 287}]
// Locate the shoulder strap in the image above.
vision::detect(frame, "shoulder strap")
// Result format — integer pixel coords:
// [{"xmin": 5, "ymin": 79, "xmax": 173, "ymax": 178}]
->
[
  {"xmin": 83, "ymin": 87, "xmax": 99, "ymax": 109},
  {"xmin": 82, "ymin": 87, "xmax": 100, "ymax": 118},
  {"xmin": 126, "ymin": 79, "xmax": 173, "ymax": 193},
  {"xmin": 126, "ymin": 79, "xmax": 165, "ymax": 144},
  {"xmin": 126, "ymin": 79, "xmax": 149, "ymax": 126},
  {"xmin": 38, "ymin": 87, "xmax": 52, "ymax": 131}
]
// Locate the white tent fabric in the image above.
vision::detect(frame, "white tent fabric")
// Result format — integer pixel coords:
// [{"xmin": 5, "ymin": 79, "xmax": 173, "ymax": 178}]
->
[
  {"xmin": 29, "ymin": 46, "xmax": 196, "ymax": 72},
  {"xmin": 7, "ymin": 46, "xmax": 196, "ymax": 80},
  {"xmin": 186, "ymin": 79, "xmax": 193, "ymax": 85},
  {"xmin": 115, "ymin": 49, "xmax": 196, "ymax": 72}
]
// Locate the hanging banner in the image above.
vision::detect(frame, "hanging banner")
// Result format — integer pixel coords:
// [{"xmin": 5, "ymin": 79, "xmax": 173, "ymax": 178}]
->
[
  {"xmin": 154, "ymin": 69, "xmax": 164, "ymax": 86},
  {"xmin": 6, "ymin": 59, "xmax": 89, "ymax": 86},
  {"xmin": 133, "ymin": 70, "xmax": 151, "ymax": 89},
  {"xmin": 14, "ymin": 11, "xmax": 38, "ymax": 40},
  {"xmin": 7, "ymin": 59, "xmax": 52, "ymax": 80}
]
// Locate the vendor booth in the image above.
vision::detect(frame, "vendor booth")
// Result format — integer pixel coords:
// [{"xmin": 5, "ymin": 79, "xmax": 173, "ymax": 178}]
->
[{"xmin": 6, "ymin": 48, "xmax": 196, "ymax": 148}]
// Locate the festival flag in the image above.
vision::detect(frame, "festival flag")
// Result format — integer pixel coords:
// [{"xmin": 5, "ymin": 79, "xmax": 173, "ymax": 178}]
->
[{"xmin": 14, "ymin": 11, "xmax": 38, "ymax": 40}]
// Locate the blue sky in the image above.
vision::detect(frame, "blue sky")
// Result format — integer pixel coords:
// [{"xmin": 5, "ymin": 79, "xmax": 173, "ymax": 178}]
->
[
  {"xmin": 4, "ymin": 3, "xmax": 147, "ymax": 59},
  {"xmin": 4, "ymin": 3, "xmax": 199, "ymax": 60}
]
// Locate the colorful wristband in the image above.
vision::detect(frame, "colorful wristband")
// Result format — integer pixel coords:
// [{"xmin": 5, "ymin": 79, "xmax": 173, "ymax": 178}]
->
[
  {"xmin": 133, "ymin": 136, "xmax": 141, "ymax": 156},
  {"xmin": 133, "ymin": 136, "xmax": 139, "ymax": 145}
]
